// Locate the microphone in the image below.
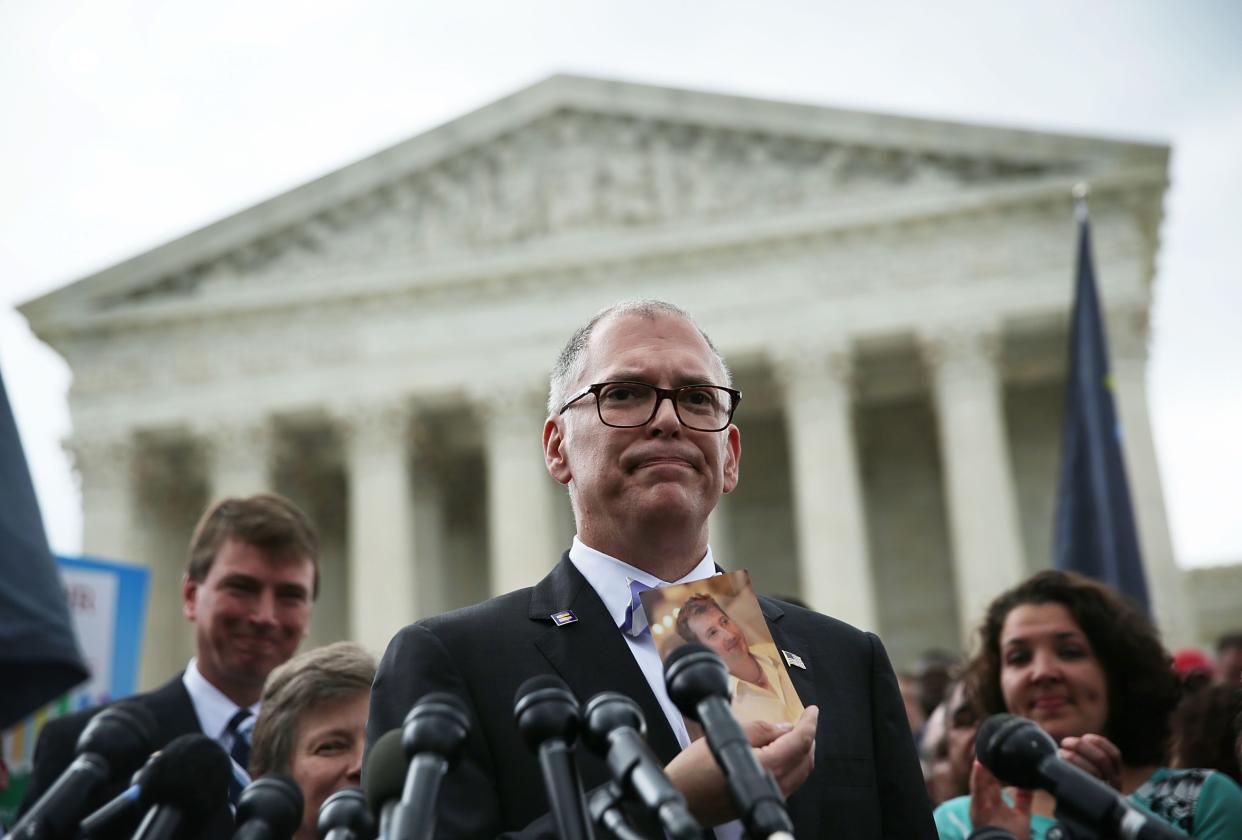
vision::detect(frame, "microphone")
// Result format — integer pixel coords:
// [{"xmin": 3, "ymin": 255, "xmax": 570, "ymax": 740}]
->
[
  {"xmin": 233, "ymin": 774, "xmax": 305, "ymax": 840},
  {"xmin": 79, "ymin": 753, "xmax": 157, "ymax": 836},
  {"xmin": 513, "ymin": 675, "xmax": 595, "ymax": 840},
  {"xmin": 317, "ymin": 788, "xmax": 376, "ymax": 840},
  {"xmin": 390, "ymin": 694, "xmax": 470, "ymax": 840},
  {"xmin": 130, "ymin": 733, "xmax": 232, "ymax": 840},
  {"xmin": 976, "ymin": 714, "xmax": 1182, "ymax": 840},
  {"xmin": 587, "ymin": 783, "xmax": 647, "ymax": 840},
  {"xmin": 362, "ymin": 730, "xmax": 406, "ymax": 838},
  {"xmin": 11, "ymin": 700, "xmax": 158, "ymax": 840},
  {"xmin": 581, "ymin": 692, "xmax": 702, "ymax": 840},
  {"xmin": 664, "ymin": 644, "xmax": 794, "ymax": 840}
]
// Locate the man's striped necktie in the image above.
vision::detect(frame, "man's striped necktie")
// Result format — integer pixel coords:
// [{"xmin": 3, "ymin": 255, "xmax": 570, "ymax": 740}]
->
[{"xmin": 225, "ymin": 708, "xmax": 254, "ymax": 805}]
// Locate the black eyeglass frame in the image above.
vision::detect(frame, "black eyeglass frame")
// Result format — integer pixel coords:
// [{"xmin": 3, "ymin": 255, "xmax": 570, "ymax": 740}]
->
[{"xmin": 558, "ymin": 380, "xmax": 742, "ymax": 432}]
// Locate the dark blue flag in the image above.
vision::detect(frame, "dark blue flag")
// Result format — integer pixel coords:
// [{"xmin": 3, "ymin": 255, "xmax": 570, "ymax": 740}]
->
[
  {"xmin": 1053, "ymin": 202, "xmax": 1150, "ymax": 610},
  {"xmin": 0, "ymin": 366, "xmax": 88, "ymax": 729}
]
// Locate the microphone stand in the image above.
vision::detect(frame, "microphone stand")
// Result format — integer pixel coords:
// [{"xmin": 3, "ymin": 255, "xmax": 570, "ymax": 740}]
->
[{"xmin": 587, "ymin": 782, "xmax": 647, "ymax": 840}]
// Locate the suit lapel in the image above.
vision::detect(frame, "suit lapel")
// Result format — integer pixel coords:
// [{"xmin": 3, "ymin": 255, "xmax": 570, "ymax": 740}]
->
[
  {"xmin": 529, "ymin": 557, "xmax": 682, "ymax": 762},
  {"xmin": 757, "ymin": 596, "xmax": 824, "ymax": 836},
  {"xmin": 144, "ymin": 674, "xmax": 207, "ymax": 741},
  {"xmin": 758, "ymin": 596, "xmax": 819, "ymax": 713}
]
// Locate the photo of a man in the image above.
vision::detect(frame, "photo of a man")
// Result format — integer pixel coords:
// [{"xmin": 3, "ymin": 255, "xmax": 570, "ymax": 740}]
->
[
  {"xmin": 675, "ymin": 593, "xmax": 803, "ymax": 726},
  {"xmin": 642, "ymin": 569, "xmax": 804, "ymax": 728}
]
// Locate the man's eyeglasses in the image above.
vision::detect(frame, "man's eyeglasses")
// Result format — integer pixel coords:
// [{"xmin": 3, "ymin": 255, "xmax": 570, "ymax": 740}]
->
[{"xmin": 559, "ymin": 381, "xmax": 741, "ymax": 432}]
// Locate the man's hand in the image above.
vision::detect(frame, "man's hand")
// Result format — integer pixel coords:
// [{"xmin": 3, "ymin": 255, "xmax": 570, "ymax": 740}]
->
[
  {"xmin": 1057, "ymin": 734, "xmax": 1122, "ymax": 791},
  {"xmin": 664, "ymin": 706, "xmax": 818, "ymax": 827}
]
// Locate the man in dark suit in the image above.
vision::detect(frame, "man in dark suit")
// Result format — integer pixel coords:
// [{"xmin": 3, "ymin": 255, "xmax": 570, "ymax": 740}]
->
[
  {"xmin": 19, "ymin": 493, "xmax": 319, "ymax": 838},
  {"xmin": 367, "ymin": 300, "xmax": 936, "ymax": 838}
]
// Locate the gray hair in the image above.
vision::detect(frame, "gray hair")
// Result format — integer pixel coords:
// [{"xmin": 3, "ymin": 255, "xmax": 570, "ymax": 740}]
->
[
  {"xmin": 249, "ymin": 642, "xmax": 376, "ymax": 778},
  {"xmin": 547, "ymin": 299, "xmax": 732, "ymax": 414}
]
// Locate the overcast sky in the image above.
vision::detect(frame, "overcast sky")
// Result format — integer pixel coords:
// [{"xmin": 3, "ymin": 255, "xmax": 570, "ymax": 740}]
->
[{"xmin": 2, "ymin": 0, "xmax": 1239, "ymax": 567}]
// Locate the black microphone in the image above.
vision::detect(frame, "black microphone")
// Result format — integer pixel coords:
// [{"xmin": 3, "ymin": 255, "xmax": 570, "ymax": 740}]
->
[
  {"xmin": 79, "ymin": 752, "xmax": 157, "ymax": 836},
  {"xmin": 130, "ymin": 733, "xmax": 232, "ymax": 840},
  {"xmin": 11, "ymin": 700, "xmax": 158, "ymax": 840},
  {"xmin": 976, "ymin": 714, "xmax": 1183, "ymax": 840},
  {"xmin": 581, "ymin": 692, "xmax": 702, "ymax": 840},
  {"xmin": 587, "ymin": 783, "xmax": 647, "ymax": 840},
  {"xmin": 664, "ymin": 644, "xmax": 794, "ymax": 840},
  {"xmin": 362, "ymin": 730, "xmax": 406, "ymax": 838},
  {"xmin": 233, "ymin": 774, "xmax": 305, "ymax": 840},
  {"xmin": 317, "ymin": 787, "xmax": 376, "ymax": 840},
  {"xmin": 390, "ymin": 693, "xmax": 471, "ymax": 840},
  {"xmin": 513, "ymin": 675, "xmax": 595, "ymax": 840}
]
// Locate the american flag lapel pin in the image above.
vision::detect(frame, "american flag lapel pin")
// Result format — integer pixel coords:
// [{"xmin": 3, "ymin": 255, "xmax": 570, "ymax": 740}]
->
[{"xmin": 782, "ymin": 649, "xmax": 806, "ymax": 670}]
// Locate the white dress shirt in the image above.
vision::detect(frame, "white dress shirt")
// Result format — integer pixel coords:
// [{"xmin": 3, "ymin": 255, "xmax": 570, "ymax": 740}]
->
[
  {"xmin": 568, "ymin": 536, "xmax": 742, "ymax": 840},
  {"xmin": 181, "ymin": 657, "xmax": 260, "ymax": 755}
]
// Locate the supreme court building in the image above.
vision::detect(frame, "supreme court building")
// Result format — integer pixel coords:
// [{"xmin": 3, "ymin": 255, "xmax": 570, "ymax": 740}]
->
[{"xmin": 21, "ymin": 75, "xmax": 1188, "ymax": 689}]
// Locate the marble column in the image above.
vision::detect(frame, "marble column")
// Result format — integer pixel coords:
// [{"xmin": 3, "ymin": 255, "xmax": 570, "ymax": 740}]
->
[
  {"xmin": 773, "ymin": 344, "xmax": 877, "ymax": 630},
  {"xmin": 72, "ymin": 431, "xmax": 190, "ymax": 687},
  {"xmin": 1108, "ymin": 308, "xmax": 1190, "ymax": 646},
  {"xmin": 69, "ymin": 432, "xmax": 138, "ymax": 562},
  {"xmin": 410, "ymin": 423, "xmax": 448, "ymax": 620},
  {"xmin": 202, "ymin": 418, "xmax": 273, "ymax": 499},
  {"xmin": 478, "ymin": 385, "xmax": 560, "ymax": 596},
  {"xmin": 339, "ymin": 401, "xmax": 418, "ymax": 656},
  {"xmin": 923, "ymin": 327, "xmax": 1027, "ymax": 642}
]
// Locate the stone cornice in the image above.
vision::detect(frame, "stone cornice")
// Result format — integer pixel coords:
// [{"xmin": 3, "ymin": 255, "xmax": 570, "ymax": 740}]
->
[
  {"xmin": 27, "ymin": 166, "xmax": 1166, "ymax": 341},
  {"xmin": 20, "ymin": 74, "xmax": 1167, "ymax": 334}
]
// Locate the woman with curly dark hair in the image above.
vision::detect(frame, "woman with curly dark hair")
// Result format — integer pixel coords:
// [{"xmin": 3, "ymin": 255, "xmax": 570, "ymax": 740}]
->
[{"xmin": 933, "ymin": 570, "xmax": 1242, "ymax": 840}]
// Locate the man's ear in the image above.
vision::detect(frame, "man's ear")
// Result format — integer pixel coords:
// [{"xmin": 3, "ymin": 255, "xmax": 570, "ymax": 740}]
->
[
  {"xmin": 544, "ymin": 416, "xmax": 572, "ymax": 486},
  {"xmin": 181, "ymin": 574, "xmax": 198, "ymax": 621},
  {"xmin": 722, "ymin": 424, "xmax": 741, "ymax": 494}
]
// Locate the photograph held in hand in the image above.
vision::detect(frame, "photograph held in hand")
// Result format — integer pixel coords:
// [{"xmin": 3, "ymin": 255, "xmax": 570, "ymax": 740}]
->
[{"xmin": 642, "ymin": 569, "xmax": 805, "ymax": 728}]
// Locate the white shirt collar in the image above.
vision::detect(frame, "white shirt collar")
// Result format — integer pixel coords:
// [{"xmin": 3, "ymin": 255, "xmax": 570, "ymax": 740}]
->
[
  {"xmin": 568, "ymin": 534, "xmax": 719, "ymax": 628},
  {"xmin": 182, "ymin": 658, "xmax": 261, "ymax": 740}
]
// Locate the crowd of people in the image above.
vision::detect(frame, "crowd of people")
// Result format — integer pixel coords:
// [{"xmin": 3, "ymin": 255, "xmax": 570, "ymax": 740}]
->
[{"xmin": 13, "ymin": 299, "xmax": 1242, "ymax": 839}]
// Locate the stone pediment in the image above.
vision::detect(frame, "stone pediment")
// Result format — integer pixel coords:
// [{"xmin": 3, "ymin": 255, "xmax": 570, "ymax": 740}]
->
[{"xmin": 24, "ymin": 73, "xmax": 1167, "ymax": 326}]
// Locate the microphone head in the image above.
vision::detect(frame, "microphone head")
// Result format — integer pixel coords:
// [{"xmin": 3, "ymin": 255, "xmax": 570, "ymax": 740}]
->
[
  {"xmin": 401, "ymin": 692, "xmax": 471, "ymax": 763},
  {"xmin": 137, "ymin": 733, "xmax": 231, "ymax": 821},
  {"xmin": 362, "ymin": 729, "xmax": 407, "ymax": 814},
  {"xmin": 975, "ymin": 714, "xmax": 1057, "ymax": 789},
  {"xmin": 76, "ymin": 700, "xmax": 159, "ymax": 777},
  {"xmin": 581, "ymin": 692, "xmax": 647, "ymax": 757},
  {"xmin": 663, "ymin": 643, "xmax": 729, "ymax": 722},
  {"xmin": 513, "ymin": 674, "xmax": 580, "ymax": 752},
  {"xmin": 318, "ymin": 787, "xmax": 376, "ymax": 839},
  {"xmin": 236, "ymin": 774, "xmax": 305, "ymax": 837}
]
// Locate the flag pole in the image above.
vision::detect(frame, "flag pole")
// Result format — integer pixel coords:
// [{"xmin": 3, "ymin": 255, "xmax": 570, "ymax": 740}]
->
[{"xmin": 1072, "ymin": 181, "xmax": 1090, "ymax": 223}]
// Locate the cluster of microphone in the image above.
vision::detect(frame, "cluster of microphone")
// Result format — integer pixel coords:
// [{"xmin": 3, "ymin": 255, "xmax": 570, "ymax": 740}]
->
[
  {"xmin": 11, "ymin": 701, "xmax": 235, "ymax": 840},
  {"xmin": 8, "ymin": 642, "xmax": 790, "ymax": 840},
  {"xmin": 11, "ymin": 645, "xmax": 1190, "ymax": 840},
  {"xmin": 362, "ymin": 642, "xmax": 794, "ymax": 840},
  {"xmin": 507, "ymin": 642, "xmax": 798, "ymax": 840}
]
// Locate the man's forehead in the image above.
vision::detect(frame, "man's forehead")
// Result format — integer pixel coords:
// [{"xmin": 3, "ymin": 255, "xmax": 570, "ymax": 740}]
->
[
  {"xmin": 213, "ymin": 539, "xmax": 314, "ymax": 574},
  {"xmin": 586, "ymin": 312, "xmax": 724, "ymax": 380}
]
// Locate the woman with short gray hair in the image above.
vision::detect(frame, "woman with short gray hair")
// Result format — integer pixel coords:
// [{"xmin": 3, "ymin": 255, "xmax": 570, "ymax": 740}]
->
[{"xmin": 250, "ymin": 642, "xmax": 375, "ymax": 840}]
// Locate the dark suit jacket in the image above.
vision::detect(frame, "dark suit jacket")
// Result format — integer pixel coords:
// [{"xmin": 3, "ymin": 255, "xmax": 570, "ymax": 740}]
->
[
  {"xmin": 18, "ymin": 674, "xmax": 232, "ymax": 839},
  {"xmin": 366, "ymin": 555, "xmax": 936, "ymax": 839}
]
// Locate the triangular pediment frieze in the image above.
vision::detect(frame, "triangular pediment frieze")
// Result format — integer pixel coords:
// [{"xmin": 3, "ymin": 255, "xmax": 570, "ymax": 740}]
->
[
  {"xmin": 27, "ymin": 74, "xmax": 1163, "ymax": 324},
  {"xmin": 110, "ymin": 109, "xmax": 1074, "ymax": 309}
]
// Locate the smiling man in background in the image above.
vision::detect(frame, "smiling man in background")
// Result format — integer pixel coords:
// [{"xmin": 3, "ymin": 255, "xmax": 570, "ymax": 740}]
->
[{"xmin": 20, "ymin": 493, "xmax": 319, "ymax": 837}]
